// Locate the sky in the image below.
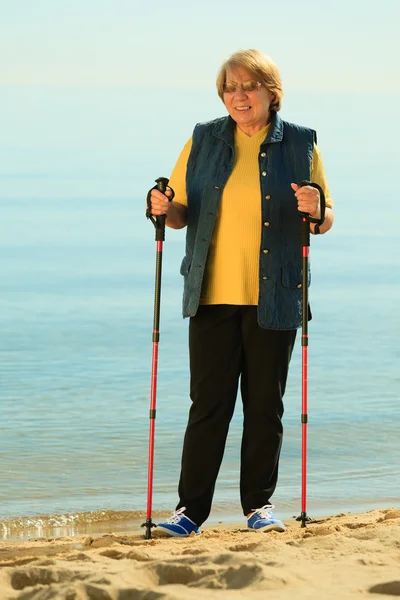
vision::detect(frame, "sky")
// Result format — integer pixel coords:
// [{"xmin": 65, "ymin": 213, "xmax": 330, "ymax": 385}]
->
[
  {"xmin": 1, "ymin": 0, "xmax": 399, "ymax": 91},
  {"xmin": 0, "ymin": 0, "xmax": 399, "ymax": 201}
]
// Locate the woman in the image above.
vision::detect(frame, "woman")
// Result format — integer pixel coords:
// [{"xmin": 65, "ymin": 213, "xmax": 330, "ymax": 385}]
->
[{"xmin": 149, "ymin": 49, "xmax": 334, "ymax": 536}]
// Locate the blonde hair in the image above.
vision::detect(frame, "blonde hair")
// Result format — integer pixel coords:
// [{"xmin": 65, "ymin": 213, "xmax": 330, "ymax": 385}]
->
[{"xmin": 216, "ymin": 49, "xmax": 284, "ymax": 112}]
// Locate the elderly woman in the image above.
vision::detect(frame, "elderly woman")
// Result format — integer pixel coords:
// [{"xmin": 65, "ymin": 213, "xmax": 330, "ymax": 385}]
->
[{"xmin": 149, "ymin": 49, "xmax": 334, "ymax": 536}]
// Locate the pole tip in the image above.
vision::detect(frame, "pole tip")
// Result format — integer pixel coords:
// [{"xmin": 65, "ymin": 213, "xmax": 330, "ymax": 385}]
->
[
  {"xmin": 296, "ymin": 512, "xmax": 312, "ymax": 527},
  {"xmin": 141, "ymin": 518, "xmax": 157, "ymax": 539}
]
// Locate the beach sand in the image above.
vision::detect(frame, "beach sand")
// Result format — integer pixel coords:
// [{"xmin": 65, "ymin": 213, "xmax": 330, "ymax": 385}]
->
[{"xmin": 0, "ymin": 507, "xmax": 399, "ymax": 599}]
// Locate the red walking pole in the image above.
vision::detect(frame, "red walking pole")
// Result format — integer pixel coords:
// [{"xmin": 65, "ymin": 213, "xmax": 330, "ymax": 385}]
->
[
  {"xmin": 297, "ymin": 211, "xmax": 311, "ymax": 528},
  {"xmin": 142, "ymin": 177, "xmax": 174, "ymax": 539},
  {"xmin": 296, "ymin": 181, "xmax": 325, "ymax": 528}
]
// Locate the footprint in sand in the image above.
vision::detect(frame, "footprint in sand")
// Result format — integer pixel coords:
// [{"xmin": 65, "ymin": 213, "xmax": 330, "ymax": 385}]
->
[
  {"xmin": 7, "ymin": 568, "xmax": 114, "ymax": 600},
  {"xmin": 140, "ymin": 556, "xmax": 302, "ymax": 591},
  {"xmin": 369, "ymin": 581, "xmax": 400, "ymax": 596},
  {"xmin": 16, "ymin": 582, "xmax": 115, "ymax": 600},
  {"xmin": 9, "ymin": 567, "xmax": 86, "ymax": 591}
]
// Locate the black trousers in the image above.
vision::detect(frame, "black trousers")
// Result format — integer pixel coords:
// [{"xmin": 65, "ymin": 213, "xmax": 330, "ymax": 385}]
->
[{"xmin": 176, "ymin": 305, "xmax": 297, "ymax": 526}]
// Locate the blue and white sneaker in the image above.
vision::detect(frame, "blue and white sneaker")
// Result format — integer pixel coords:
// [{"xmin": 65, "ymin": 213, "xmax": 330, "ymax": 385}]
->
[
  {"xmin": 247, "ymin": 504, "xmax": 286, "ymax": 532},
  {"xmin": 157, "ymin": 507, "xmax": 201, "ymax": 537}
]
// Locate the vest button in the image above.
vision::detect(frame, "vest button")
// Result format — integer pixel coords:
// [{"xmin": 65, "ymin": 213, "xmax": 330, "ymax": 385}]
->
[
  {"xmin": 265, "ymin": 195, "xmax": 271, "ymax": 200},
  {"xmin": 262, "ymin": 171, "xmax": 267, "ymax": 176},
  {"xmin": 264, "ymin": 222, "xmax": 270, "ymax": 227},
  {"xmin": 297, "ymin": 284, "xmax": 302, "ymax": 288},
  {"xmin": 261, "ymin": 152, "xmax": 267, "ymax": 157},
  {"xmin": 263, "ymin": 249, "xmax": 269, "ymax": 254},
  {"xmin": 263, "ymin": 276, "xmax": 268, "ymax": 280}
]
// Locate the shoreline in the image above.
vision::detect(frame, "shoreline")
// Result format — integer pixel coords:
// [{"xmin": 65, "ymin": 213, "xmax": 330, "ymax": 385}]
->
[
  {"xmin": 1, "ymin": 497, "xmax": 399, "ymax": 542},
  {"xmin": 0, "ymin": 507, "xmax": 398, "ymax": 599}
]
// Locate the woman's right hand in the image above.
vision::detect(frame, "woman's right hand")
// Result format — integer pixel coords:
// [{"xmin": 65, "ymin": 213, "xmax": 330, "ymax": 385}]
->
[{"xmin": 149, "ymin": 188, "xmax": 173, "ymax": 216}]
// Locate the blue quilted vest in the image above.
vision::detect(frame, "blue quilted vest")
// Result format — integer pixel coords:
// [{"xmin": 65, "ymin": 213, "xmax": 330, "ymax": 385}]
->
[{"xmin": 180, "ymin": 112, "xmax": 315, "ymax": 330}]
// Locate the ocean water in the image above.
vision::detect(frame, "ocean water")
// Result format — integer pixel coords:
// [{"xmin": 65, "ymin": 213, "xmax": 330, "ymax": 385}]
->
[{"xmin": 0, "ymin": 88, "xmax": 399, "ymax": 539}]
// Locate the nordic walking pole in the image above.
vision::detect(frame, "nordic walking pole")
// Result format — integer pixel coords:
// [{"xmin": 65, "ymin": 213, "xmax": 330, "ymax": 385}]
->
[
  {"xmin": 142, "ymin": 177, "xmax": 174, "ymax": 540},
  {"xmin": 297, "ymin": 200, "xmax": 311, "ymax": 529},
  {"xmin": 295, "ymin": 181, "xmax": 325, "ymax": 528}
]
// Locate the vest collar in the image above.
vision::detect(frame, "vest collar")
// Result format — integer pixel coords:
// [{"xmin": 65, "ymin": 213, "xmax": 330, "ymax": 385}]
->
[
  {"xmin": 263, "ymin": 112, "xmax": 284, "ymax": 144},
  {"xmin": 212, "ymin": 116, "xmax": 236, "ymax": 148},
  {"xmin": 212, "ymin": 112, "xmax": 284, "ymax": 147}
]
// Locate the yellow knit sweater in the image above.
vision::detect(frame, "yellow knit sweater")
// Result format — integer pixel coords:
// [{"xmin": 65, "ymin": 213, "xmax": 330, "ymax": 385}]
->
[{"xmin": 169, "ymin": 123, "xmax": 333, "ymax": 305}]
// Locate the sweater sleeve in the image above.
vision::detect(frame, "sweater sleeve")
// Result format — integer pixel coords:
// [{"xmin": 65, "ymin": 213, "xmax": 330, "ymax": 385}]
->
[
  {"xmin": 168, "ymin": 137, "xmax": 193, "ymax": 207},
  {"xmin": 311, "ymin": 144, "xmax": 334, "ymax": 208}
]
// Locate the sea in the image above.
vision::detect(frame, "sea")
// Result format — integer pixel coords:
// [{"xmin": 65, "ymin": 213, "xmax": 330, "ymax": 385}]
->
[{"xmin": 0, "ymin": 87, "xmax": 399, "ymax": 540}]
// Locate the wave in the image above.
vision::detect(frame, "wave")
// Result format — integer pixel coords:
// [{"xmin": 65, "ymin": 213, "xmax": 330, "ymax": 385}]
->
[{"xmin": 0, "ymin": 509, "xmax": 169, "ymax": 541}]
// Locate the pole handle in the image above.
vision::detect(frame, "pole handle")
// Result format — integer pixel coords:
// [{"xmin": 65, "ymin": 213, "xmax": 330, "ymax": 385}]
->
[
  {"xmin": 297, "ymin": 180, "xmax": 326, "ymax": 247},
  {"xmin": 146, "ymin": 177, "xmax": 175, "ymax": 241}
]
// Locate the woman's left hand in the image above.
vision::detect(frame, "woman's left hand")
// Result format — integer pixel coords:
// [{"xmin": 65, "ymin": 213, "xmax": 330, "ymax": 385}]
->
[{"xmin": 291, "ymin": 183, "xmax": 320, "ymax": 220}]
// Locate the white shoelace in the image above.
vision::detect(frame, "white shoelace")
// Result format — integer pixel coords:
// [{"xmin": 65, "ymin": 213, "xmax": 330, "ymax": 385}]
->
[
  {"xmin": 250, "ymin": 504, "xmax": 276, "ymax": 519},
  {"xmin": 165, "ymin": 507, "xmax": 187, "ymax": 524}
]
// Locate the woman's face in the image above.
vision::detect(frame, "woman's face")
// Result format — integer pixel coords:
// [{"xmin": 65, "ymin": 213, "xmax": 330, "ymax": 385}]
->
[{"xmin": 223, "ymin": 66, "xmax": 274, "ymax": 135}]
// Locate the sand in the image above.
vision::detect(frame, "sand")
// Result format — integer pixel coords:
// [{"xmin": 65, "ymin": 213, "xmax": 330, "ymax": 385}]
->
[{"xmin": 0, "ymin": 507, "xmax": 399, "ymax": 599}]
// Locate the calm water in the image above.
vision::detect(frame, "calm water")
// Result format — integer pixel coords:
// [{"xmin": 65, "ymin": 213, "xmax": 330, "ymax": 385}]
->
[
  {"xmin": 0, "ymin": 89, "xmax": 399, "ymax": 539},
  {"xmin": 1, "ymin": 193, "xmax": 399, "ymax": 539}
]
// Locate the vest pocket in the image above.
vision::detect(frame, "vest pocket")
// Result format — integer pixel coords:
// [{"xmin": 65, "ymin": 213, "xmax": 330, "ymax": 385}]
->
[
  {"xmin": 281, "ymin": 265, "xmax": 311, "ymax": 288},
  {"xmin": 180, "ymin": 255, "xmax": 192, "ymax": 276}
]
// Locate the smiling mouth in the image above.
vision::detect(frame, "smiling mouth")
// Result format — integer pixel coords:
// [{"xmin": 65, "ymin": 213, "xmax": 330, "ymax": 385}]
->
[{"xmin": 236, "ymin": 106, "xmax": 251, "ymax": 111}]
